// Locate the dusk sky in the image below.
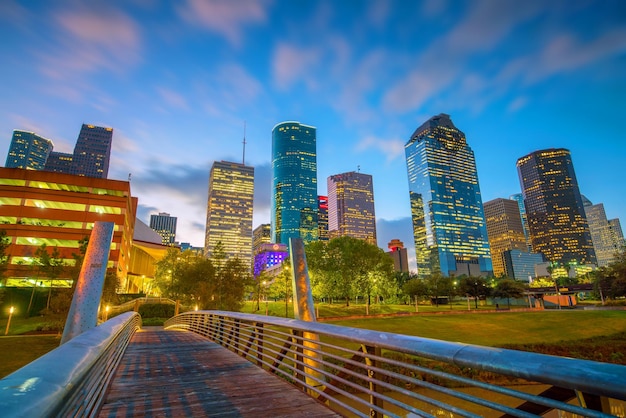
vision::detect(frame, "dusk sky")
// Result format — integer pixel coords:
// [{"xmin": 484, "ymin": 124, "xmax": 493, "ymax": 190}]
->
[{"xmin": 1, "ymin": 1, "xmax": 625, "ymax": 270}]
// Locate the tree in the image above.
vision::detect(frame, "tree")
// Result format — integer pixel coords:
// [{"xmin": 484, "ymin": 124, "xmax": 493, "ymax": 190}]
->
[
  {"xmin": 492, "ymin": 279, "xmax": 527, "ymax": 309},
  {"xmin": 402, "ymin": 278, "xmax": 429, "ymax": 305},
  {"xmin": 458, "ymin": 276, "xmax": 491, "ymax": 308},
  {"xmin": 306, "ymin": 236, "xmax": 394, "ymax": 307},
  {"xmin": 0, "ymin": 229, "xmax": 10, "ymax": 286}
]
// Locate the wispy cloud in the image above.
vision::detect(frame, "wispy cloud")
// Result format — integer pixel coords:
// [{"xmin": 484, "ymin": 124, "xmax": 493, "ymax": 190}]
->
[
  {"xmin": 356, "ymin": 136, "xmax": 405, "ymax": 162},
  {"xmin": 272, "ymin": 43, "xmax": 322, "ymax": 90},
  {"xmin": 177, "ymin": 0, "xmax": 269, "ymax": 47},
  {"xmin": 41, "ymin": 6, "xmax": 142, "ymax": 78},
  {"xmin": 155, "ymin": 87, "xmax": 190, "ymax": 111}
]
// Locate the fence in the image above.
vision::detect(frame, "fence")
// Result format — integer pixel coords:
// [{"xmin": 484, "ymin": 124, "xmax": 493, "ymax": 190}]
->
[{"xmin": 165, "ymin": 310, "xmax": 626, "ymax": 418}]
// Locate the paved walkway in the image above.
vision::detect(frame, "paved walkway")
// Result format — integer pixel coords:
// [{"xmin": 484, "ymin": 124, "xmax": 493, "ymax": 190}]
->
[{"xmin": 98, "ymin": 327, "xmax": 340, "ymax": 417}]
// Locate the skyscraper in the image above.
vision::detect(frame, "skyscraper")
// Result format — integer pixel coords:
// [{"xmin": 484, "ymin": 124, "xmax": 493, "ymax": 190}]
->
[
  {"xmin": 387, "ymin": 239, "xmax": 409, "ymax": 273},
  {"xmin": 483, "ymin": 198, "xmax": 528, "ymax": 277},
  {"xmin": 149, "ymin": 212, "xmax": 178, "ymax": 246},
  {"xmin": 205, "ymin": 161, "xmax": 254, "ymax": 267},
  {"xmin": 271, "ymin": 121, "xmax": 318, "ymax": 246},
  {"xmin": 71, "ymin": 124, "xmax": 113, "ymax": 178},
  {"xmin": 509, "ymin": 193, "xmax": 531, "ymax": 250},
  {"xmin": 584, "ymin": 201, "xmax": 625, "ymax": 267},
  {"xmin": 253, "ymin": 224, "xmax": 271, "ymax": 255},
  {"xmin": 405, "ymin": 114, "xmax": 492, "ymax": 278},
  {"xmin": 317, "ymin": 196, "xmax": 329, "ymax": 241},
  {"xmin": 516, "ymin": 148, "xmax": 596, "ymax": 266},
  {"xmin": 44, "ymin": 151, "xmax": 73, "ymax": 173},
  {"xmin": 327, "ymin": 171, "xmax": 377, "ymax": 244},
  {"xmin": 5, "ymin": 130, "xmax": 53, "ymax": 170}
]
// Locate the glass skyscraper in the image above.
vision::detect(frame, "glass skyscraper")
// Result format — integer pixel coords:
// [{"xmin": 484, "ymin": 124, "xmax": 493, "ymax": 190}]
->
[
  {"xmin": 5, "ymin": 130, "xmax": 54, "ymax": 170},
  {"xmin": 516, "ymin": 148, "xmax": 596, "ymax": 266},
  {"xmin": 583, "ymin": 201, "xmax": 624, "ymax": 267},
  {"xmin": 205, "ymin": 160, "xmax": 254, "ymax": 267},
  {"xmin": 327, "ymin": 171, "xmax": 377, "ymax": 244},
  {"xmin": 271, "ymin": 121, "xmax": 318, "ymax": 246},
  {"xmin": 483, "ymin": 198, "xmax": 528, "ymax": 278},
  {"xmin": 71, "ymin": 124, "xmax": 113, "ymax": 178},
  {"xmin": 149, "ymin": 212, "xmax": 178, "ymax": 246},
  {"xmin": 405, "ymin": 114, "xmax": 492, "ymax": 278}
]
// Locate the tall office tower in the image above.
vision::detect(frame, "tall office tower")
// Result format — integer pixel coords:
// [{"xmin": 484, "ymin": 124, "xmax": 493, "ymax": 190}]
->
[
  {"xmin": 44, "ymin": 151, "xmax": 73, "ymax": 173},
  {"xmin": 483, "ymin": 198, "xmax": 528, "ymax": 277},
  {"xmin": 405, "ymin": 114, "xmax": 492, "ymax": 278},
  {"xmin": 318, "ymin": 196, "xmax": 329, "ymax": 241},
  {"xmin": 149, "ymin": 212, "xmax": 178, "ymax": 246},
  {"xmin": 516, "ymin": 148, "xmax": 596, "ymax": 266},
  {"xmin": 253, "ymin": 224, "xmax": 271, "ymax": 255},
  {"xmin": 387, "ymin": 239, "xmax": 409, "ymax": 273},
  {"xmin": 271, "ymin": 121, "xmax": 318, "ymax": 246},
  {"xmin": 71, "ymin": 124, "xmax": 113, "ymax": 178},
  {"xmin": 5, "ymin": 130, "xmax": 54, "ymax": 170},
  {"xmin": 584, "ymin": 202, "xmax": 625, "ymax": 267},
  {"xmin": 509, "ymin": 193, "xmax": 531, "ymax": 250},
  {"xmin": 327, "ymin": 171, "xmax": 377, "ymax": 244},
  {"xmin": 205, "ymin": 161, "xmax": 254, "ymax": 267}
]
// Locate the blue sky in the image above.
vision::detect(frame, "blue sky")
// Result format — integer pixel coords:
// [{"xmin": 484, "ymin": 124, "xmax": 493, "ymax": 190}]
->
[{"xmin": 1, "ymin": 1, "xmax": 625, "ymax": 269}]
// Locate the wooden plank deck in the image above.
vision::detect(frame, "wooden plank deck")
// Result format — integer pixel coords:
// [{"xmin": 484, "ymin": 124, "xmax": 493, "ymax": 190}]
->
[{"xmin": 98, "ymin": 327, "xmax": 340, "ymax": 417}]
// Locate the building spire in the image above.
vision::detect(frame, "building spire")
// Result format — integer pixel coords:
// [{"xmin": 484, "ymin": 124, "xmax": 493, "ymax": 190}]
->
[{"xmin": 242, "ymin": 121, "xmax": 247, "ymax": 165}]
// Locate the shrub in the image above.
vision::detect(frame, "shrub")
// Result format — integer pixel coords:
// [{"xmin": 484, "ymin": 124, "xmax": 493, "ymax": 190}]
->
[{"xmin": 138, "ymin": 303, "xmax": 175, "ymax": 318}]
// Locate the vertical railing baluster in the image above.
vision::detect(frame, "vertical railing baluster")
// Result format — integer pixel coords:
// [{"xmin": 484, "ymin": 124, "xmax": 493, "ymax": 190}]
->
[
  {"xmin": 293, "ymin": 330, "xmax": 305, "ymax": 391},
  {"xmin": 257, "ymin": 322, "xmax": 264, "ymax": 367},
  {"xmin": 362, "ymin": 344, "xmax": 382, "ymax": 418}
]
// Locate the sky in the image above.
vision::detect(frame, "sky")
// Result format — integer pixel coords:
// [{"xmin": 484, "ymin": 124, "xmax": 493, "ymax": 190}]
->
[{"xmin": 1, "ymin": 0, "xmax": 625, "ymax": 270}]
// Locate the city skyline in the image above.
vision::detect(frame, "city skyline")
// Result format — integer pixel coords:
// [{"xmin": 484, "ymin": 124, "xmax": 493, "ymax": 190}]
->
[{"xmin": 1, "ymin": 2, "xmax": 625, "ymax": 270}]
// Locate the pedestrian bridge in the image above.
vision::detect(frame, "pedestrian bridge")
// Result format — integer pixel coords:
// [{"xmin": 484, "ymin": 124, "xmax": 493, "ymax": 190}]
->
[{"xmin": 1, "ymin": 310, "xmax": 625, "ymax": 417}]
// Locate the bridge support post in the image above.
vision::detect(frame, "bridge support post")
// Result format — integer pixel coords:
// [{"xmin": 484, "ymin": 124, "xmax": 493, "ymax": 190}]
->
[
  {"xmin": 61, "ymin": 221, "xmax": 114, "ymax": 345},
  {"xmin": 289, "ymin": 238, "xmax": 325, "ymax": 389}
]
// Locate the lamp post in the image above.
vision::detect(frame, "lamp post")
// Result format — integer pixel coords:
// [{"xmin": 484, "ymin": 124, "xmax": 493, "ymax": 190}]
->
[{"xmin": 5, "ymin": 306, "xmax": 14, "ymax": 335}]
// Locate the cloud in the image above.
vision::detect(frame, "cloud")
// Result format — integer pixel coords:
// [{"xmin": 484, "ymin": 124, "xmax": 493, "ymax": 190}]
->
[
  {"xmin": 272, "ymin": 43, "xmax": 322, "ymax": 90},
  {"xmin": 177, "ymin": 0, "xmax": 269, "ymax": 47},
  {"xmin": 527, "ymin": 29, "xmax": 626, "ymax": 83},
  {"xmin": 155, "ymin": 87, "xmax": 190, "ymax": 111},
  {"xmin": 41, "ymin": 6, "xmax": 142, "ymax": 78},
  {"xmin": 356, "ymin": 136, "xmax": 405, "ymax": 162},
  {"xmin": 507, "ymin": 96, "xmax": 528, "ymax": 113}
]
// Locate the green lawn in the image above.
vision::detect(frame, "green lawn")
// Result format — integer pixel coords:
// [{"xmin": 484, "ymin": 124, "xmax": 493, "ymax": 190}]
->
[
  {"xmin": 0, "ymin": 335, "xmax": 60, "ymax": 378},
  {"xmin": 326, "ymin": 310, "xmax": 626, "ymax": 346}
]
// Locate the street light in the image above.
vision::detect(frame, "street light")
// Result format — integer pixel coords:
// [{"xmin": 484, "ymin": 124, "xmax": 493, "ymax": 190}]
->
[
  {"xmin": 104, "ymin": 305, "xmax": 110, "ymax": 321},
  {"xmin": 5, "ymin": 306, "xmax": 14, "ymax": 336}
]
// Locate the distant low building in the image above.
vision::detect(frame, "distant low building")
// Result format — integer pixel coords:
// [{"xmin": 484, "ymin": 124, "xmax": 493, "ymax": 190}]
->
[
  {"xmin": 387, "ymin": 239, "xmax": 409, "ymax": 273},
  {"xmin": 253, "ymin": 243, "xmax": 288, "ymax": 278}
]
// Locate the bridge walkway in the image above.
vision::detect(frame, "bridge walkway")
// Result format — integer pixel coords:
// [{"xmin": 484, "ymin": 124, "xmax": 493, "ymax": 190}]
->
[{"xmin": 98, "ymin": 326, "xmax": 339, "ymax": 417}]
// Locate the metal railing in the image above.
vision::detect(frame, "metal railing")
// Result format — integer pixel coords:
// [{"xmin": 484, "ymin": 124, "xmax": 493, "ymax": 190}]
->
[
  {"xmin": 165, "ymin": 311, "xmax": 626, "ymax": 418},
  {"xmin": 0, "ymin": 311, "xmax": 141, "ymax": 418}
]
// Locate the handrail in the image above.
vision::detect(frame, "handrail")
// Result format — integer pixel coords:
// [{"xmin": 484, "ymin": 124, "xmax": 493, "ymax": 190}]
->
[
  {"xmin": 166, "ymin": 311, "xmax": 626, "ymax": 418},
  {"xmin": 0, "ymin": 311, "xmax": 141, "ymax": 417}
]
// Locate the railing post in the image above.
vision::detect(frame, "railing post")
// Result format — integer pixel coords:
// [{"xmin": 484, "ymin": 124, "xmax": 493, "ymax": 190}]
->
[
  {"xmin": 363, "ymin": 344, "xmax": 382, "ymax": 417},
  {"xmin": 293, "ymin": 330, "xmax": 306, "ymax": 390},
  {"xmin": 233, "ymin": 319, "xmax": 240, "ymax": 354},
  {"xmin": 256, "ymin": 322, "xmax": 264, "ymax": 367}
]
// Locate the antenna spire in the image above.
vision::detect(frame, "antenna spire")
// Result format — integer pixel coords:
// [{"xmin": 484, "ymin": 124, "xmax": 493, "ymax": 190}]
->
[{"xmin": 242, "ymin": 121, "xmax": 247, "ymax": 165}]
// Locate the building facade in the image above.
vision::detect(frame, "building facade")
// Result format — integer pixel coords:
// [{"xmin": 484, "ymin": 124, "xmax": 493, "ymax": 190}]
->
[
  {"xmin": 271, "ymin": 121, "xmax": 318, "ymax": 246},
  {"xmin": 0, "ymin": 167, "xmax": 136, "ymax": 288},
  {"xmin": 253, "ymin": 224, "xmax": 271, "ymax": 255},
  {"xmin": 327, "ymin": 171, "xmax": 377, "ymax": 244},
  {"xmin": 509, "ymin": 193, "xmax": 531, "ymax": 250},
  {"xmin": 483, "ymin": 198, "xmax": 528, "ymax": 277},
  {"xmin": 205, "ymin": 161, "xmax": 254, "ymax": 268},
  {"xmin": 149, "ymin": 212, "xmax": 177, "ymax": 246},
  {"xmin": 318, "ymin": 195, "xmax": 329, "ymax": 241},
  {"xmin": 71, "ymin": 124, "xmax": 113, "ymax": 178},
  {"xmin": 44, "ymin": 152, "xmax": 74, "ymax": 173},
  {"xmin": 516, "ymin": 148, "xmax": 596, "ymax": 266},
  {"xmin": 387, "ymin": 239, "xmax": 409, "ymax": 273},
  {"xmin": 405, "ymin": 114, "xmax": 492, "ymax": 278},
  {"xmin": 584, "ymin": 202, "xmax": 625, "ymax": 267},
  {"xmin": 5, "ymin": 130, "xmax": 54, "ymax": 170},
  {"xmin": 253, "ymin": 243, "xmax": 288, "ymax": 278},
  {"xmin": 503, "ymin": 250, "xmax": 546, "ymax": 282}
]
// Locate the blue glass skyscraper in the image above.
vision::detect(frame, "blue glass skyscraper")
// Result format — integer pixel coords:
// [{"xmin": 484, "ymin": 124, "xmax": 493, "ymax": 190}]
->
[
  {"xmin": 5, "ymin": 130, "xmax": 53, "ymax": 170},
  {"xmin": 405, "ymin": 114, "xmax": 492, "ymax": 278},
  {"xmin": 271, "ymin": 121, "xmax": 318, "ymax": 246}
]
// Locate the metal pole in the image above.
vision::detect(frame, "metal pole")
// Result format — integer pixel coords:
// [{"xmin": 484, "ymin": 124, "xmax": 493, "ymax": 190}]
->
[{"xmin": 4, "ymin": 306, "xmax": 14, "ymax": 335}]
